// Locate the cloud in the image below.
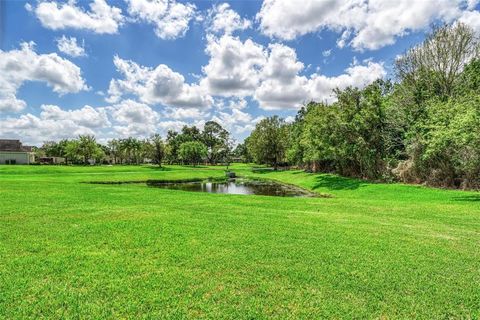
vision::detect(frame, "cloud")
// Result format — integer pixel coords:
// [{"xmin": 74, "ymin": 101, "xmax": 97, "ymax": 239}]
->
[
  {"xmin": 157, "ymin": 120, "xmax": 189, "ymax": 132},
  {"xmin": 211, "ymin": 108, "xmax": 262, "ymax": 134},
  {"xmin": 126, "ymin": 0, "xmax": 196, "ymax": 39},
  {"xmin": 40, "ymin": 104, "xmax": 109, "ymax": 128},
  {"xmin": 254, "ymin": 43, "xmax": 309, "ymax": 110},
  {"xmin": 0, "ymin": 42, "xmax": 88, "ymax": 113},
  {"xmin": 257, "ymin": 0, "xmax": 475, "ymax": 50},
  {"xmin": 107, "ymin": 56, "xmax": 213, "ymax": 109},
  {"xmin": 56, "ymin": 36, "xmax": 86, "ymax": 57},
  {"xmin": 31, "ymin": 0, "xmax": 124, "ymax": 34},
  {"xmin": 163, "ymin": 107, "xmax": 210, "ymax": 120},
  {"xmin": 307, "ymin": 60, "xmax": 386, "ymax": 103},
  {"xmin": 110, "ymin": 99, "xmax": 159, "ymax": 124},
  {"xmin": 201, "ymin": 35, "xmax": 267, "ymax": 97},
  {"xmin": 206, "ymin": 3, "xmax": 251, "ymax": 35},
  {"xmin": 459, "ymin": 10, "xmax": 480, "ymax": 33},
  {"xmin": 255, "ymin": 44, "xmax": 386, "ymax": 109},
  {"xmin": 253, "ymin": 43, "xmax": 385, "ymax": 110},
  {"xmin": 0, "ymin": 104, "xmax": 110, "ymax": 144},
  {"xmin": 214, "ymin": 97, "xmax": 248, "ymax": 110},
  {"xmin": 255, "ymin": 76, "xmax": 309, "ymax": 110},
  {"xmin": 336, "ymin": 29, "xmax": 352, "ymax": 49},
  {"xmin": 0, "ymin": 96, "xmax": 27, "ymax": 113},
  {"xmin": 1, "ymin": 99, "xmax": 177, "ymax": 143},
  {"xmin": 257, "ymin": 0, "xmax": 343, "ymax": 41},
  {"xmin": 109, "ymin": 99, "xmax": 160, "ymax": 136},
  {"xmin": 200, "ymin": 36, "xmax": 385, "ymax": 110},
  {"xmin": 30, "ymin": 0, "xmax": 199, "ymax": 39}
]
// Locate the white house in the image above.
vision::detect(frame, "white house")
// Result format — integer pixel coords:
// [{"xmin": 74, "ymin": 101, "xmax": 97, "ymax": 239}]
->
[{"xmin": 0, "ymin": 139, "xmax": 35, "ymax": 164}]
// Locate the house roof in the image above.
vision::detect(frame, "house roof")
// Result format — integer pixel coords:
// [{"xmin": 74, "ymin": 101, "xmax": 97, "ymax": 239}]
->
[{"xmin": 0, "ymin": 139, "xmax": 33, "ymax": 152}]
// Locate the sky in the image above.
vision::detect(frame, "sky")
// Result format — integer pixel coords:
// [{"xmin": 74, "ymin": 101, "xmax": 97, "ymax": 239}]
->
[{"xmin": 1, "ymin": 0, "xmax": 479, "ymax": 145}]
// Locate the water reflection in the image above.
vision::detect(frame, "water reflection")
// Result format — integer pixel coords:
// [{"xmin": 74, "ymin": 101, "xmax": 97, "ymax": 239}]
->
[{"xmin": 148, "ymin": 179, "xmax": 312, "ymax": 197}]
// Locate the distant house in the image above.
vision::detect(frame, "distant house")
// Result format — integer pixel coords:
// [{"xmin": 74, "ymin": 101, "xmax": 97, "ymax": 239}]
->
[
  {"xmin": 0, "ymin": 139, "xmax": 35, "ymax": 164},
  {"xmin": 38, "ymin": 156, "xmax": 66, "ymax": 165}
]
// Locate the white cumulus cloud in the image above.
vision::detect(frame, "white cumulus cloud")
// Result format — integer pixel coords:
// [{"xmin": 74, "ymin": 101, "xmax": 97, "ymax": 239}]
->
[
  {"xmin": 206, "ymin": 3, "xmax": 251, "ymax": 35},
  {"xmin": 107, "ymin": 56, "xmax": 213, "ymax": 109},
  {"xmin": 307, "ymin": 61, "xmax": 386, "ymax": 104},
  {"xmin": 109, "ymin": 99, "xmax": 160, "ymax": 136},
  {"xmin": 459, "ymin": 10, "xmax": 480, "ymax": 33},
  {"xmin": 126, "ymin": 0, "xmax": 196, "ymax": 39},
  {"xmin": 56, "ymin": 36, "xmax": 86, "ymax": 57},
  {"xmin": 254, "ymin": 43, "xmax": 309, "ymax": 110},
  {"xmin": 201, "ymin": 35, "xmax": 267, "ymax": 97},
  {"xmin": 0, "ymin": 104, "xmax": 110, "ymax": 144},
  {"xmin": 0, "ymin": 42, "xmax": 88, "ymax": 113},
  {"xmin": 31, "ymin": 0, "xmax": 124, "ymax": 34},
  {"xmin": 40, "ymin": 104, "xmax": 109, "ymax": 128},
  {"xmin": 257, "ymin": 0, "xmax": 477, "ymax": 51},
  {"xmin": 200, "ymin": 38, "xmax": 386, "ymax": 110}
]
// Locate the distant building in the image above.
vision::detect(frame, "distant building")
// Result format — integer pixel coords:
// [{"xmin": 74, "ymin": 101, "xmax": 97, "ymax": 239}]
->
[
  {"xmin": 38, "ymin": 156, "xmax": 66, "ymax": 164},
  {"xmin": 0, "ymin": 139, "xmax": 35, "ymax": 164}
]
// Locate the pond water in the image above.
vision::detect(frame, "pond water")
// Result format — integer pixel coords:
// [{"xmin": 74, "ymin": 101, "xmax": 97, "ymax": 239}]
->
[{"xmin": 147, "ymin": 179, "xmax": 313, "ymax": 197}]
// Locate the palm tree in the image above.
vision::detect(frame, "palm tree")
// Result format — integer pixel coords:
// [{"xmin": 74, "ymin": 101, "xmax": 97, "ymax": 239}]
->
[{"xmin": 108, "ymin": 139, "xmax": 120, "ymax": 164}]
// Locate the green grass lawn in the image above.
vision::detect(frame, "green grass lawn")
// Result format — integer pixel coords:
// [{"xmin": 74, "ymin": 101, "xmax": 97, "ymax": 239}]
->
[{"xmin": 1, "ymin": 164, "xmax": 479, "ymax": 318}]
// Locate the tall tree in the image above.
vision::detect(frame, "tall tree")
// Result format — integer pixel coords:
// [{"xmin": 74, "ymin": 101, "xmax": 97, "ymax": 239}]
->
[
  {"xmin": 202, "ymin": 121, "xmax": 230, "ymax": 165},
  {"xmin": 247, "ymin": 116, "xmax": 287, "ymax": 170},
  {"xmin": 179, "ymin": 141, "xmax": 207, "ymax": 166},
  {"xmin": 78, "ymin": 135, "xmax": 101, "ymax": 164},
  {"xmin": 150, "ymin": 134, "xmax": 165, "ymax": 167},
  {"xmin": 107, "ymin": 139, "xmax": 122, "ymax": 164},
  {"xmin": 64, "ymin": 140, "xmax": 81, "ymax": 164},
  {"xmin": 395, "ymin": 23, "xmax": 480, "ymax": 102},
  {"xmin": 166, "ymin": 130, "xmax": 181, "ymax": 164}
]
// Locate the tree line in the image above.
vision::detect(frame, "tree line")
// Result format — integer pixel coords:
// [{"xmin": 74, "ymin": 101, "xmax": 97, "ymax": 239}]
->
[
  {"xmin": 242, "ymin": 23, "xmax": 480, "ymax": 189},
  {"xmin": 38, "ymin": 121, "xmax": 233, "ymax": 166},
  {"xmin": 38, "ymin": 24, "xmax": 479, "ymax": 189}
]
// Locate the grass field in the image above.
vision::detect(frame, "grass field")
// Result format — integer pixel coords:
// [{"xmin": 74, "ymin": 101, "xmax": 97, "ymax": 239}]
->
[{"xmin": 0, "ymin": 164, "xmax": 479, "ymax": 318}]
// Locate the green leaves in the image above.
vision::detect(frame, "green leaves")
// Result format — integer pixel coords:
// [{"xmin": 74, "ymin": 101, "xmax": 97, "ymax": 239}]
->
[
  {"xmin": 178, "ymin": 141, "xmax": 208, "ymax": 166},
  {"xmin": 247, "ymin": 116, "xmax": 287, "ymax": 169}
]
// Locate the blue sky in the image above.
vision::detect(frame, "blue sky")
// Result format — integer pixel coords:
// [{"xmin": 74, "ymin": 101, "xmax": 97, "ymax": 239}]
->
[{"xmin": 1, "ymin": 0, "xmax": 479, "ymax": 145}]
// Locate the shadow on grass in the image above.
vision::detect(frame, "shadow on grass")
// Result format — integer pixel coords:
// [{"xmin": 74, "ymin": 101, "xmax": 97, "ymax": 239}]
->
[
  {"xmin": 252, "ymin": 167, "xmax": 275, "ymax": 174},
  {"xmin": 452, "ymin": 195, "xmax": 480, "ymax": 202},
  {"xmin": 178, "ymin": 165, "xmax": 211, "ymax": 169},
  {"xmin": 146, "ymin": 166, "xmax": 172, "ymax": 171},
  {"xmin": 312, "ymin": 174, "xmax": 369, "ymax": 191}
]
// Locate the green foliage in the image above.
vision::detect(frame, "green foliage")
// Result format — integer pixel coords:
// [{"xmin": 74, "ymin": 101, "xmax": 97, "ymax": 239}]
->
[
  {"xmin": 247, "ymin": 116, "xmax": 288, "ymax": 169},
  {"xmin": 149, "ymin": 134, "xmax": 165, "ymax": 166},
  {"xmin": 285, "ymin": 107, "xmax": 307, "ymax": 166},
  {"xmin": 64, "ymin": 139, "xmax": 81, "ymax": 164},
  {"xmin": 38, "ymin": 122, "xmax": 231, "ymax": 167},
  {"xmin": 178, "ymin": 141, "xmax": 208, "ymax": 166},
  {"xmin": 165, "ymin": 124, "xmax": 231, "ymax": 165},
  {"xmin": 40, "ymin": 139, "xmax": 72, "ymax": 163},
  {"xmin": 232, "ymin": 141, "xmax": 251, "ymax": 163},
  {"xmin": 107, "ymin": 139, "xmax": 122, "ymax": 164},
  {"xmin": 413, "ymin": 95, "xmax": 480, "ymax": 187},
  {"xmin": 297, "ymin": 80, "xmax": 394, "ymax": 179},
  {"xmin": 119, "ymin": 137, "xmax": 143, "ymax": 164},
  {"xmin": 77, "ymin": 135, "xmax": 104, "ymax": 164},
  {"xmin": 455, "ymin": 59, "xmax": 480, "ymax": 96},
  {"xmin": 201, "ymin": 121, "xmax": 231, "ymax": 165}
]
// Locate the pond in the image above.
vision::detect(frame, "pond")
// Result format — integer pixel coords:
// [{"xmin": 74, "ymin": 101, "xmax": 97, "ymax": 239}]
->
[{"xmin": 147, "ymin": 178, "xmax": 315, "ymax": 197}]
